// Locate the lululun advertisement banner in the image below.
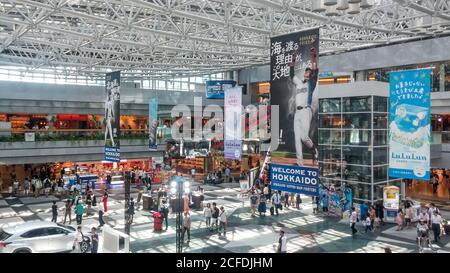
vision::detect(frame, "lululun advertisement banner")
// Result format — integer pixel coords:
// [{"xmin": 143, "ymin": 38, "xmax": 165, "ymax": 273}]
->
[
  {"xmin": 270, "ymin": 28, "xmax": 319, "ymax": 168},
  {"xmin": 224, "ymin": 86, "xmax": 242, "ymax": 160},
  {"xmin": 104, "ymin": 71, "xmax": 121, "ymax": 162},
  {"xmin": 205, "ymin": 80, "xmax": 236, "ymax": 99},
  {"xmin": 270, "ymin": 164, "xmax": 319, "ymax": 196},
  {"xmin": 149, "ymin": 98, "xmax": 158, "ymax": 151},
  {"xmin": 389, "ymin": 69, "xmax": 431, "ymax": 180}
]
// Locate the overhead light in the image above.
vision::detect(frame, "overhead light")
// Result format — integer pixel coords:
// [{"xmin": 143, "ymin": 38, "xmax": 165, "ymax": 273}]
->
[
  {"xmin": 311, "ymin": 0, "xmax": 326, "ymax": 12},
  {"xmin": 324, "ymin": 0, "xmax": 337, "ymax": 5},
  {"xmin": 337, "ymin": 0, "xmax": 349, "ymax": 10},
  {"xmin": 326, "ymin": 5, "xmax": 339, "ymax": 16},
  {"xmin": 347, "ymin": 3, "xmax": 360, "ymax": 14}
]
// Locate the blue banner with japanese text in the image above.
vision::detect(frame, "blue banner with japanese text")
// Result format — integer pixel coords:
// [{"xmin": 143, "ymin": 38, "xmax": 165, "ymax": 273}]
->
[
  {"xmin": 389, "ymin": 69, "xmax": 431, "ymax": 180},
  {"xmin": 270, "ymin": 164, "xmax": 319, "ymax": 196}
]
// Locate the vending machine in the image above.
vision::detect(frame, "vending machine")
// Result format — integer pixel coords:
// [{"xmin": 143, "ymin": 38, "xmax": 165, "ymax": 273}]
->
[{"xmin": 383, "ymin": 186, "xmax": 400, "ymax": 223}]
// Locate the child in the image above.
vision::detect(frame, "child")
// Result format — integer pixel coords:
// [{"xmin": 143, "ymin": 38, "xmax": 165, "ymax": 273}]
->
[
  {"xmin": 373, "ymin": 217, "xmax": 381, "ymax": 232},
  {"xmin": 365, "ymin": 214, "xmax": 372, "ymax": 233}
]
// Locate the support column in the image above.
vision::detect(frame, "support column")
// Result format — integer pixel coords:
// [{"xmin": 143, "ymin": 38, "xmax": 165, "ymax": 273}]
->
[{"xmin": 440, "ymin": 64, "xmax": 446, "ymax": 92}]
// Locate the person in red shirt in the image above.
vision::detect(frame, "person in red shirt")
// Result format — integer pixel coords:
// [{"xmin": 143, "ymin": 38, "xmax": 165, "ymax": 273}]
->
[{"xmin": 102, "ymin": 191, "xmax": 109, "ymax": 212}]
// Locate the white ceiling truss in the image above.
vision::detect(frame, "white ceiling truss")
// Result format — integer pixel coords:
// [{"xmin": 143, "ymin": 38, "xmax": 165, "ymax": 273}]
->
[{"xmin": 0, "ymin": 0, "xmax": 449, "ymax": 80}]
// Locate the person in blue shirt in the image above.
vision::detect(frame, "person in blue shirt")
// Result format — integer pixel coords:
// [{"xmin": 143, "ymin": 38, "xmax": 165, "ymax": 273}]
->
[{"xmin": 322, "ymin": 194, "xmax": 329, "ymax": 214}]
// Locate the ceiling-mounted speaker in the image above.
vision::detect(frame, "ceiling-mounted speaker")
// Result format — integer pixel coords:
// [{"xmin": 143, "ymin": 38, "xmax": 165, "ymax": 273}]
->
[
  {"xmin": 347, "ymin": 3, "xmax": 360, "ymax": 14},
  {"xmin": 348, "ymin": 0, "xmax": 361, "ymax": 3},
  {"xmin": 324, "ymin": 0, "xmax": 338, "ymax": 5},
  {"xmin": 360, "ymin": 0, "xmax": 373, "ymax": 8},
  {"xmin": 325, "ymin": 5, "xmax": 339, "ymax": 16},
  {"xmin": 337, "ymin": 0, "xmax": 349, "ymax": 10},
  {"xmin": 312, "ymin": 0, "xmax": 326, "ymax": 12}
]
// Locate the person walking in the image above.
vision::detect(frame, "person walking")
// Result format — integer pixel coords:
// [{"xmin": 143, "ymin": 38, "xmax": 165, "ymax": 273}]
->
[
  {"xmin": 369, "ymin": 206, "xmax": 376, "ymax": 231},
  {"xmin": 364, "ymin": 214, "xmax": 372, "ymax": 233},
  {"xmin": 250, "ymin": 191, "xmax": 259, "ymax": 216},
  {"xmin": 432, "ymin": 175, "xmax": 439, "ymax": 194},
  {"xmin": 90, "ymin": 227, "xmax": 99, "ymax": 253},
  {"xmin": 218, "ymin": 206, "xmax": 227, "ymax": 237},
  {"xmin": 375, "ymin": 201, "xmax": 385, "ymax": 226},
  {"xmin": 271, "ymin": 191, "xmax": 282, "ymax": 215},
  {"xmin": 283, "ymin": 192, "xmax": 290, "ymax": 208},
  {"xmin": 204, "ymin": 203, "xmax": 212, "ymax": 230},
  {"xmin": 128, "ymin": 198, "xmax": 135, "ymax": 224},
  {"xmin": 258, "ymin": 194, "xmax": 267, "ymax": 217},
  {"xmin": 23, "ymin": 177, "xmax": 30, "ymax": 197},
  {"xmin": 350, "ymin": 207, "xmax": 358, "ymax": 236},
  {"xmin": 76, "ymin": 201, "xmax": 84, "ymax": 225},
  {"xmin": 396, "ymin": 209, "xmax": 404, "ymax": 231},
  {"xmin": 73, "ymin": 226, "xmax": 83, "ymax": 252},
  {"xmin": 98, "ymin": 205, "xmax": 105, "ymax": 228},
  {"xmin": 404, "ymin": 205, "xmax": 412, "ymax": 228},
  {"xmin": 322, "ymin": 194, "xmax": 329, "ymax": 215},
  {"xmin": 181, "ymin": 211, "xmax": 192, "ymax": 243},
  {"xmin": 102, "ymin": 191, "xmax": 108, "ymax": 213},
  {"xmin": 276, "ymin": 230, "xmax": 287, "ymax": 253},
  {"xmin": 106, "ymin": 173, "xmax": 112, "ymax": 190},
  {"xmin": 160, "ymin": 199, "xmax": 169, "ymax": 230},
  {"xmin": 51, "ymin": 201, "xmax": 58, "ymax": 223},
  {"xmin": 431, "ymin": 210, "xmax": 442, "ymax": 243},
  {"xmin": 211, "ymin": 202, "xmax": 220, "ymax": 231},
  {"xmin": 63, "ymin": 199, "xmax": 72, "ymax": 225},
  {"xmin": 295, "ymin": 194, "xmax": 302, "ymax": 210}
]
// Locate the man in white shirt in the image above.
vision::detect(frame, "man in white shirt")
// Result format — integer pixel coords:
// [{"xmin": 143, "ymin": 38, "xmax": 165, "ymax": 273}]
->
[
  {"xmin": 419, "ymin": 210, "xmax": 429, "ymax": 225},
  {"xmin": 218, "ymin": 206, "xmax": 227, "ymax": 237},
  {"xmin": 431, "ymin": 211, "xmax": 442, "ymax": 243},
  {"xmin": 350, "ymin": 207, "xmax": 358, "ymax": 236},
  {"xmin": 181, "ymin": 211, "xmax": 192, "ymax": 243},
  {"xmin": 277, "ymin": 229, "xmax": 287, "ymax": 253},
  {"xmin": 271, "ymin": 191, "xmax": 282, "ymax": 215}
]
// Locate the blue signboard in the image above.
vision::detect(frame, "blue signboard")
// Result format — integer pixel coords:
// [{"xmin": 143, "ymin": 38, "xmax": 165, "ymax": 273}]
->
[
  {"xmin": 389, "ymin": 69, "xmax": 431, "ymax": 180},
  {"xmin": 270, "ymin": 164, "xmax": 319, "ymax": 196},
  {"xmin": 205, "ymin": 80, "xmax": 236, "ymax": 99},
  {"xmin": 104, "ymin": 146, "xmax": 120, "ymax": 162}
]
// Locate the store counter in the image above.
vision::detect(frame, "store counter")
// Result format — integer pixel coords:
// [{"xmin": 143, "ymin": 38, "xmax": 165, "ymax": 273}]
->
[{"xmin": 142, "ymin": 194, "xmax": 154, "ymax": 211}]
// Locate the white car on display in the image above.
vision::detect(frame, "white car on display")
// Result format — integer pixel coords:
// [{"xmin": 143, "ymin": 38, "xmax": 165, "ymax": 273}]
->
[{"xmin": 0, "ymin": 221, "xmax": 90, "ymax": 253}]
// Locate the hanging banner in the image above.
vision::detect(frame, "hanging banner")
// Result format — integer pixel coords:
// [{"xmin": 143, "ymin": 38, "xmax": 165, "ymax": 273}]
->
[
  {"xmin": 389, "ymin": 69, "xmax": 431, "ymax": 180},
  {"xmin": 205, "ymin": 80, "xmax": 236, "ymax": 99},
  {"xmin": 149, "ymin": 98, "xmax": 158, "ymax": 151},
  {"xmin": 104, "ymin": 71, "xmax": 121, "ymax": 162},
  {"xmin": 270, "ymin": 164, "xmax": 319, "ymax": 196},
  {"xmin": 224, "ymin": 86, "xmax": 242, "ymax": 160},
  {"xmin": 270, "ymin": 28, "xmax": 320, "ymax": 168}
]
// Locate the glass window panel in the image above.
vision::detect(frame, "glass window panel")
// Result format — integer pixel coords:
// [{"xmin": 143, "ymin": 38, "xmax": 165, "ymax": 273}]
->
[
  {"xmin": 319, "ymin": 114, "xmax": 343, "ymax": 128},
  {"xmin": 319, "ymin": 130, "xmax": 342, "ymax": 145},
  {"xmin": 343, "ymin": 165, "xmax": 371, "ymax": 183},
  {"xmin": 344, "ymin": 129, "xmax": 370, "ymax": 145},
  {"xmin": 319, "ymin": 145, "xmax": 342, "ymax": 162},
  {"xmin": 343, "ymin": 114, "xmax": 371, "ymax": 129},
  {"xmin": 181, "ymin": 82, "xmax": 188, "ymax": 90},
  {"xmin": 319, "ymin": 162, "xmax": 342, "ymax": 180},
  {"xmin": 374, "ymin": 166, "xmax": 388, "ymax": 182},
  {"xmin": 343, "ymin": 96, "xmax": 372, "ymax": 112},
  {"xmin": 174, "ymin": 81, "xmax": 181, "ymax": 90},
  {"xmin": 167, "ymin": 81, "xmax": 174, "ymax": 90},
  {"xmin": 347, "ymin": 182, "xmax": 371, "ymax": 201},
  {"xmin": 373, "ymin": 147, "xmax": 388, "ymax": 165},
  {"xmin": 373, "ymin": 96, "xmax": 388, "ymax": 112},
  {"xmin": 373, "ymin": 114, "xmax": 388, "ymax": 129},
  {"xmin": 373, "ymin": 130, "xmax": 388, "ymax": 146},
  {"xmin": 319, "ymin": 98, "xmax": 341, "ymax": 113},
  {"xmin": 342, "ymin": 146, "xmax": 371, "ymax": 165},
  {"xmin": 189, "ymin": 84, "xmax": 195, "ymax": 91}
]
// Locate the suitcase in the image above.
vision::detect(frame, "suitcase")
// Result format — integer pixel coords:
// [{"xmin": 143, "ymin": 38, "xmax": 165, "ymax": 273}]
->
[{"xmin": 270, "ymin": 206, "xmax": 274, "ymax": 216}]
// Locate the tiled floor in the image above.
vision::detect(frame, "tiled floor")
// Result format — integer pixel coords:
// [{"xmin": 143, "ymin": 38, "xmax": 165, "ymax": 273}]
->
[{"xmin": 2, "ymin": 182, "xmax": 450, "ymax": 253}]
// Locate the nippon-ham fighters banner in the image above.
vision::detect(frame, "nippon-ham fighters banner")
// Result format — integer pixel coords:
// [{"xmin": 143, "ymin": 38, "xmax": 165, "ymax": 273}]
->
[
  {"xmin": 270, "ymin": 164, "xmax": 319, "ymax": 196},
  {"xmin": 104, "ymin": 71, "xmax": 121, "ymax": 162},
  {"xmin": 270, "ymin": 28, "xmax": 319, "ymax": 168},
  {"xmin": 389, "ymin": 69, "xmax": 431, "ymax": 180},
  {"xmin": 224, "ymin": 86, "xmax": 242, "ymax": 160}
]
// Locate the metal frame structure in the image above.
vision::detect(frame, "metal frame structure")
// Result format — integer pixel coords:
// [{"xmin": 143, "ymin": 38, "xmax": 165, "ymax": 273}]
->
[{"xmin": 0, "ymin": 0, "xmax": 449, "ymax": 80}]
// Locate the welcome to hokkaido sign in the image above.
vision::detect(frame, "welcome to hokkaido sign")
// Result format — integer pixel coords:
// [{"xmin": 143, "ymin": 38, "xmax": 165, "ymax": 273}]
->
[{"xmin": 270, "ymin": 164, "xmax": 319, "ymax": 196}]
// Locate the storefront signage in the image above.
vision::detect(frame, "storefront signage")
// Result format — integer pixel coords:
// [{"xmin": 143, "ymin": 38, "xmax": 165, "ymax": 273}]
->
[
  {"xmin": 149, "ymin": 98, "xmax": 158, "ymax": 151},
  {"xmin": 25, "ymin": 132, "xmax": 35, "ymax": 142},
  {"xmin": 270, "ymin": 28, "xmax": 320, "ymax": 167},
  {"xmin": 389, "ymin": 69, "xmax": 431, "ymax": 180},
  {"xmin": 205, "ymin": 80, "xmax": 236, "ymax": 99},
  {"xmin": 270, "ymin": 164, "xmax": 319, "ymax": 196},
  {"xmin": 104, "ymin": 71, "xmax": 121, "ymax": 162},
  {"xmin": 224, "ymin": 86, "xmax": 242, "ymax": 160}
]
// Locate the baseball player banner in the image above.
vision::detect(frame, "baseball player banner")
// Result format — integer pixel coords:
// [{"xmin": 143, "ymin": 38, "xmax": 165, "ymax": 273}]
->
[
  {"xmin": 104, "ymin": 71, "xmax": 121, "ymax": 162},
  {"xmin": 270, "ymin": 28, "xmax": 319, "ymax": 168},
  {"xmin": 224, "ymin": 86, "xmax": 242, "ymax": 160},
  {"xmin": 270, "ymin": 164, "xmax": 319, "ymax": 196},
  {"xmin": 149, "ymin": 97, "xmax": 158, "ymax": 151},
  {"xmin": 389, "ymin": 69, "xmax": 431, "ymax": 180}
]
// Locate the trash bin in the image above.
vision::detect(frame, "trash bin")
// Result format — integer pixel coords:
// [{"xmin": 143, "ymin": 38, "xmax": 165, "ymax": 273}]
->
[{"xmin": 153, "ymin": 212, "xmax": 163, "ymax": 231}]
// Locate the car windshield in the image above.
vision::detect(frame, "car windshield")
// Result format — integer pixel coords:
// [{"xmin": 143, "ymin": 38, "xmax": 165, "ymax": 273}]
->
[
  {"xmin": 0, "ymin": 229, "xmax": 12, "ymax": 241},
  {"xmin": 57, "ymin": 223, "xmax": 75, "ymax": 231}
]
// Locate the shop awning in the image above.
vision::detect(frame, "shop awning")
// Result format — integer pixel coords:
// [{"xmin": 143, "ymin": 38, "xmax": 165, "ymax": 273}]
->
[{"xmin": 56, "ymin": 114, "xmax": 88, "ymax": 121}]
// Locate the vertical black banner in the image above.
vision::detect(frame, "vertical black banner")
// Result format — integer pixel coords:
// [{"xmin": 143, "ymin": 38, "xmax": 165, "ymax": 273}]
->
[
  {"xmin": 104, "ymin": 71, "xmax": 121, "ymax": 162},
  {"xmin": 270, "ymin": 29, "xmax": 319, "ymax": 168}
]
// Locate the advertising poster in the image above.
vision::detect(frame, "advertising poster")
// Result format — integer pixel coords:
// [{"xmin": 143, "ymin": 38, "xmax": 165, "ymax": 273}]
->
[
  {"xmin": 270, "ymin": 164, "xmax": 319, "ymax": 196},
  {"xmin": 224, "ymin": 86, "xmax": 242, "ymax": 160},
  {"xmin": 270, "ymin": 28, "xmax": 320, "ymax": 168},
  {"xmin": 104, "ymin": 71, "xmax": 121, "ymax": 162},
  {"xmin": 318, "ymin": 184, "xmax": 353, "ymax": 216},
  {"xmin": 389, "ymin": 69, "xmax": 431, "ymax": 180},
  {"xmin": 205, "ymin": 80, "xmax": 236, "ymax": 99},
  {"xmin": 149, "ymin": 97, "xmax": 158, "ymax": 151}
]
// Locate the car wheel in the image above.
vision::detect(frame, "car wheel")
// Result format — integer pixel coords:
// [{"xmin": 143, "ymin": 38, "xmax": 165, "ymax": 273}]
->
[
  {"xmin": 80, "ymin": 241, "xmax": 90, "ymax": 253},
  {"xmin": 14, "ymin": 249, "xmax": 31, "ymax": 253}
]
